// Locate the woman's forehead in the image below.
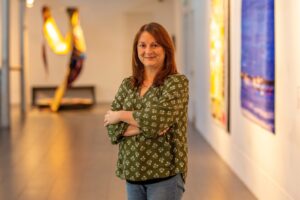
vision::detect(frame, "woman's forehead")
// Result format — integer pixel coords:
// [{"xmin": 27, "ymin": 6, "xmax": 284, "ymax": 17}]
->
[{"xmin": 138, "ymin": 31, "xmax": 157, "ymax": 42}]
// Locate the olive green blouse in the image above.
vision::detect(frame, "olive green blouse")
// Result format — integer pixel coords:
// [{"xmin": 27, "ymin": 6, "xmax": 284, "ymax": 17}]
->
[{"xmin": 107, "ymin": 74, "xmax": 189, "ymax": 182}]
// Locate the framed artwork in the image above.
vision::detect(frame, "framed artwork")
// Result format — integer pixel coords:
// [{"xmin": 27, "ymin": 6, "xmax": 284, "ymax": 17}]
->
[
  {"xmin": 209, "ymin": 0, "xmax": 230, "ymax": 131},
  {"xmin": 241, "ymin": 0, "xmax": 275, "ymax": 133}
]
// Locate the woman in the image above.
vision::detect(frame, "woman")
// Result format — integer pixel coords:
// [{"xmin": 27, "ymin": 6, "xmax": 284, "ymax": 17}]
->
[{"xmin": 104, "ymin": 22, "xmax": 189, "ymax": 200}]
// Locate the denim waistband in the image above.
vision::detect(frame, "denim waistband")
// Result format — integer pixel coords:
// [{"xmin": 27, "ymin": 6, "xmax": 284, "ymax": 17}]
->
[{"xmin": 126, "ymin": 174, "xmax": 177, "ymax": 185}]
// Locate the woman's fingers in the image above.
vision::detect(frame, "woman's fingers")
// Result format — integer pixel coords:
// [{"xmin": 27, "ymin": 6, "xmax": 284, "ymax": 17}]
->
[
  {"xmin": 104, "ymin": 112, "xmax": 110, "ymax": 126},
  {"xmin": 159, "ymin": 127, "xmax": 169, "ymax": 135}
]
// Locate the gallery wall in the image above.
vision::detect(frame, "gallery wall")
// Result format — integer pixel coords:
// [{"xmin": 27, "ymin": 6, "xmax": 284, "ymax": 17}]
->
[
  {"xmin": 188, "ymin": 0, "xmax": 300, "ymax": 199},
  {"xmin": 0, "ymin": 0, "xmax": 176, "ymax": 104}
]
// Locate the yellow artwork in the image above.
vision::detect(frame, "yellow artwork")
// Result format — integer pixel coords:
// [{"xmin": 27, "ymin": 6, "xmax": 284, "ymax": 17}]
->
[
  {"xmin": 43, "ymin": 16, "xmax": 71, "ymax": 54},
  {"xmin": 42, "ymin": 6, "xmax": 86, "ymax": 112},
  {"xmin": 209, "ymin": 0, "xmax": 229, "ymax": 129}
]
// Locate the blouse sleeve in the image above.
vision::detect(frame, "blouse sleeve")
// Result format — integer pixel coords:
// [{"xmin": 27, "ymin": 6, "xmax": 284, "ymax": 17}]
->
[
  {"xmin": 106, "ymin": 78, "xmax": 130, "ymax": 144},
  {"xmin": 132, "ymin": 75, "xmax": 189, "ymax": 139}
]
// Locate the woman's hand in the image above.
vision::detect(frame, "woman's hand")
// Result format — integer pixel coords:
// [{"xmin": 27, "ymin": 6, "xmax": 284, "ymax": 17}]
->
[
  {"xmin": 123, "ymin": 125, "xmax": 140, "ymax": 137},
  {"xmin": 159, "ymin": 127, "xmax": 169, "ymax": 136},
  {"xmin": 123, "ymin": 126, "xmax": 169, "ymax": 137},
  {"xmin": 104, "ymin": 110, "xmax": 121, "ymax": 126}
]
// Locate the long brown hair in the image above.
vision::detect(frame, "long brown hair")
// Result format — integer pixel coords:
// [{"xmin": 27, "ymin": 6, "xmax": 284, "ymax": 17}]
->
[{"xmin": 131, "ymin": 22, "xmax": 178, "ymax": 87}]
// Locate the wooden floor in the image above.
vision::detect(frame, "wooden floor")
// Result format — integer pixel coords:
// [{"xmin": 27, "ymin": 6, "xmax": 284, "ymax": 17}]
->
[{"xmin": 0, "ymin": 104, "xmax": 257, "ymax": 200}]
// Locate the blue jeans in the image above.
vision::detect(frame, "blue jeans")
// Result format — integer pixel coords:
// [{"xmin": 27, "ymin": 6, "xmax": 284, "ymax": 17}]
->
[{"xmin": 126, "ymin": 174, "xmax": 185, "ymax": 200}]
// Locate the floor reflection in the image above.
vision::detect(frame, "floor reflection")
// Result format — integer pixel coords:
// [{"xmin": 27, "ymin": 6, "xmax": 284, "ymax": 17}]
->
[{"xmin": 0, "ymin": 105, "xmax": 256, "ymax": 200}]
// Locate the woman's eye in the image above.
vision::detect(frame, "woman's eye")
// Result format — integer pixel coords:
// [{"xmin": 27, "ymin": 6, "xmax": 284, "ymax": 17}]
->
[
  {"xmin": 138, "ymin": 43, "xmax": 160, "ymax": 49},
  {"xmin": 151, "ymin": 43, "xmax": 159, "ymax": 48},
  {"xmin": 138, "ymin": 44, "xmax": 146, "ymax": 48}
]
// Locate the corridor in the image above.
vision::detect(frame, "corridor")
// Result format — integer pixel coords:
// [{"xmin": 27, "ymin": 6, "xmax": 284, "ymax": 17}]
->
[{"xmin": 0, "ymin": 105, "xmax": 256, "ymax": 200}]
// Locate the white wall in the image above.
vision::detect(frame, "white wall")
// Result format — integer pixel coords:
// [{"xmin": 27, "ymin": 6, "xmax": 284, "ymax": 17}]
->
[
  {"xmin": 188, "ymin": 0, "xmax": 300, "ymax": 199},
  {"xmin": 0, "ymin": 0, "xmax": 176, "ymax": 104}
]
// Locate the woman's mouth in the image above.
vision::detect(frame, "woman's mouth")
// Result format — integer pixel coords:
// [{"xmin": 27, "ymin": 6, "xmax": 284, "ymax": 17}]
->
[{"xmin": 144, "ymin": 56, "xmax": 156, "ymax": 59}]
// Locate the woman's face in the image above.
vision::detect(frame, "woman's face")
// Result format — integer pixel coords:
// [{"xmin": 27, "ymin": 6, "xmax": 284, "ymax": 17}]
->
[{"xmin": 137, "ymin": 31, "xmax": 165, "ymax": 71}]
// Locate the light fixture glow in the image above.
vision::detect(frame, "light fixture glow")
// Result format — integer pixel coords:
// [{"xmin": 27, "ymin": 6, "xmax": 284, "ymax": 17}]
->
[{"xmin": 26, "ymin": 0, "xmax": 35, "ymax": 8}]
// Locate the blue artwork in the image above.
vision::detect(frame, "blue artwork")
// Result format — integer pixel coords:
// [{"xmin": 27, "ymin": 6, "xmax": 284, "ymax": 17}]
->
[{"xmin": 241, "ymin": 0, "xmax": 275, "ymax": 133}]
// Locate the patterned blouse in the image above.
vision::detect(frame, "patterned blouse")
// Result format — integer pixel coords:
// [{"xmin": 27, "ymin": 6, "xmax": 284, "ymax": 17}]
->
[{"xmin": 107, "ymin": 74, "xmax": 189, "ymax": 182}]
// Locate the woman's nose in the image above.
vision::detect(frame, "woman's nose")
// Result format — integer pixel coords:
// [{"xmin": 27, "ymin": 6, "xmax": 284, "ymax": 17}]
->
[{"xmin": 144, "ymin": 46, "xmax": 154, "ymax": 54}]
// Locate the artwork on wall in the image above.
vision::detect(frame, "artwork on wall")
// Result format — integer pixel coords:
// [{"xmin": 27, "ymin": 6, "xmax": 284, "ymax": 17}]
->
[
  {"xmin": 209, "ymin": 0, "xmax": 230, "ymax": 131},
  {"xmin": 241, "ymin": 0, "xmax": 275, "ymax": 133},
  {"xmin": 42, "ymin": 6, "xmax": 87, "ymax": 112}
]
